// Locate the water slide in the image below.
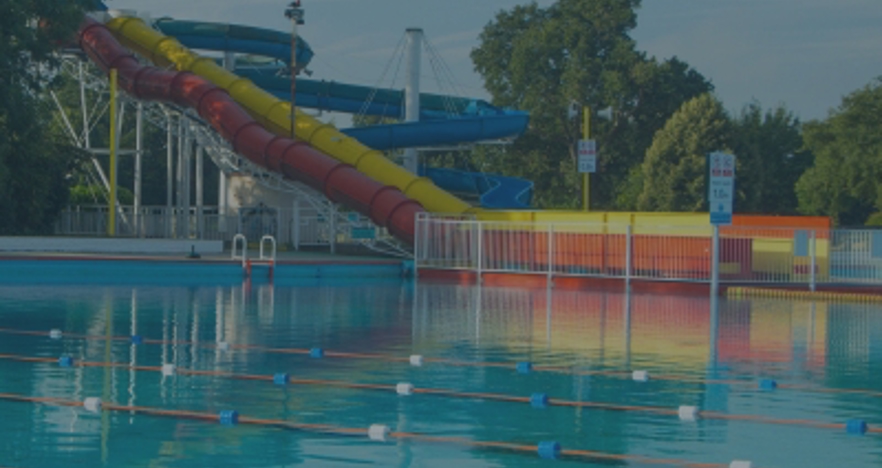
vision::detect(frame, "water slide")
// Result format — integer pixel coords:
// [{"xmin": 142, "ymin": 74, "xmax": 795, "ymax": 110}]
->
[
  {"xmin": 234, "ymin": 69, "xmax": 526, "ymax": 122},
  {"xmin": 77, "ymin": 17, "xmax": 427, "ymax": 244},
  {"xmin": 149, "ymin": 19, "xmax": 532, "ymax": 209},
  {"xmin": 153, "ymin": 19, "xmax": 521, "ymax": 121},
  {"xmin": 234, "ymin": 71, "xmax": 534, "ymax": 209},
  {"xmin": 153, "ymin": 18, "xmax": 314, "ymax": 72},
  {"xmin": 421, "ymin": 167, "xmax": 533, "ymax": 209},
  {"xmin": 103, "ymin": 16, "xmax": 474, "ymax": 216}
]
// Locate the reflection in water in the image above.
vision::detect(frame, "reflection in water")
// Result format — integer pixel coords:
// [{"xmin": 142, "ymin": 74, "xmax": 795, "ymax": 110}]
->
[
  {"xmin": 412, "ymin": 282, "xmax": 841, "ymax": 376},
  {"xmin": 1, "ymin": 280, "xmax": 881, "ymax": 467},
  {"xmin": 623, "ymin": 286, "xmax": 632, "ymax": 366},
  {"xmin": 709, "ymin": 290, "xmax": 719, "ymax": 369},
  {"xmin": 127, "ymin": 290, "xmax": 138, "ymax": 422},
  {"xmin": 0, "ymin": 279, "xmax": 873, "ymax": 394}
]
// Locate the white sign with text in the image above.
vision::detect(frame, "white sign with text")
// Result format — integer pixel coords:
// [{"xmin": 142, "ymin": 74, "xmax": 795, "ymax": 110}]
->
[
  {"xmin": 708, "ymin": 152, "xmax": 735, "ymax": 225},
  {"xmin": 578, "ymin": 139, "xmax": 597, "ymax": 173}
]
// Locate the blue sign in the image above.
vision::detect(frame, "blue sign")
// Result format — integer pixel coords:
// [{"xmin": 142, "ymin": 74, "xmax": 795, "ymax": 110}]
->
[
  {"xmin": 708, "ymin": 152, "xmax": 735, "ymax": 225},
  {"xmin": 710, "ymin": 210, "xmax": 732, "ymax": 225}
]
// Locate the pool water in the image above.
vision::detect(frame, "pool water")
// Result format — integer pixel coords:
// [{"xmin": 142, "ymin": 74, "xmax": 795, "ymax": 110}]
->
[{"xmin": 1, "ymin": 277, "xmax": 881, "ymax": 467}]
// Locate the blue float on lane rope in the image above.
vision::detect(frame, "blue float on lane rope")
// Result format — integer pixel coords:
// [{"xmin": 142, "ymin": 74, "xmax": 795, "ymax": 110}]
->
[
  {"xmin": 516, "ymin": 362, "xmax": 532, "ymax": 374},
  {"xmin": 846, "ymin": 419, "xmax": 868, "ymax": 435},
  {"xmin": 759, "ymin": 379, "xmax": 777, "ymax": 390},
  {"xmin": 530, "ymin": 393, "xmax": 549, "ymax": 408},
  {"xmin": 219, "ymin": 410, "xmax": 239, "ymax": 425},
  {"xmin": 538, "ymin": 441, "xmax": 561, "ymax": 460},
  {"xmin": 309, "ymin": 348, "xmax": 324, "ymax": 358}
]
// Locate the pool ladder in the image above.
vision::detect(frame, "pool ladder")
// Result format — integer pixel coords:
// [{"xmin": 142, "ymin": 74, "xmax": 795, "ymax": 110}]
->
[{"xmin": 232, "ymin": 234, "xmax": 276, "ymax": 280}]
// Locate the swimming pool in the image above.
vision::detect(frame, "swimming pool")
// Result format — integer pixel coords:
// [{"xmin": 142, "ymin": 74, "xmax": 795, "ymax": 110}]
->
[{"xmin": 0, "ymin": 274, "xmax": 881, "ymax": 467}]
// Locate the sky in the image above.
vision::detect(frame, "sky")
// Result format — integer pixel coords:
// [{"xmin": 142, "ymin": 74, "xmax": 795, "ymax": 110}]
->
[{"xmin": 106, "ymin": 0, "xmax": 882, "ymax": 122}]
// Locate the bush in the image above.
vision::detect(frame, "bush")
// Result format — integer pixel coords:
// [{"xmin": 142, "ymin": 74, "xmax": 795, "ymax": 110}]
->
[
  {"xmin": 69, "ymin": 184, "xmax": 134, "ymax": 205},
  {"xmin": 865, "ymin": 213, "xmax": 882, "ymax": 227}
]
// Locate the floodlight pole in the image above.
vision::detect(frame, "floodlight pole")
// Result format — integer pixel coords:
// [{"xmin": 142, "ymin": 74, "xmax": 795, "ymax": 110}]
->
[
  {"xmin": 285, "ymin": 1, "xmax": 305, "ymax": 140},
  {"xmin": 403, "ymin": 28, "xmax": 423, "ymax": 174}
]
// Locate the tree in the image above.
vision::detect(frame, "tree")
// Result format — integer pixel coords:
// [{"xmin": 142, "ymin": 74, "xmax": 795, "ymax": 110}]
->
[
  {"xmin": 51, "ymin": 59, "xmax": 226, "ymax": 211},
  {"xmin": 796, "ymin": 78, "xmax": 882, "ymax": 226},
  {"xmin": 70, "ymin": 184, "xmax": 134, "ymax": 205},
  {"xmin": 0, "ymin": 0, "xmax": 94, "ymax": 234},
  {"xmin": 731, "ymin": 103, "xmax": 810, "ymax": 215},
  {"xmin": 470, "ymin": 0, "xmax": 712, "ymax": 209},
  {"xmin": 635, "ymin": 93, "xmax": 731, "ymax": 212}
]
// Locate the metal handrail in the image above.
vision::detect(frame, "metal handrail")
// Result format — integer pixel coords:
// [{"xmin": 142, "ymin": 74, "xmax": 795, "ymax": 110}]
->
[
  {"xmin": 259, "ymin": 235, "xmax": 277, "ymax": 266},
  {"xmin": 232, "ymin": 233, "xmax": 247, "ymax": 267}
]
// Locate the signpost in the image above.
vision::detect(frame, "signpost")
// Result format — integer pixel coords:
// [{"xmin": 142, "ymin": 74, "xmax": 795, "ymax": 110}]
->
[
  {"xmin": 577, "ymin": 139, "xmax": 597, "ymax": 174},
  {"xmin": 580, "ymin": 107, "xmax": 593, "ymax": 211},
  {"xmin": 708, "ymin": 152, "xmax": 735, "ymax": 225},
  {"xmin": 708, "ymin": 151, "xmax": 735, "ymax": 298}
]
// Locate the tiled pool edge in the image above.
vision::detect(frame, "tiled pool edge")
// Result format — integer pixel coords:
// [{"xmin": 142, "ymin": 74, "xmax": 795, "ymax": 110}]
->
[{"xmin": 0, "ymin": 255, "xmax": 413, "ymax": 284}]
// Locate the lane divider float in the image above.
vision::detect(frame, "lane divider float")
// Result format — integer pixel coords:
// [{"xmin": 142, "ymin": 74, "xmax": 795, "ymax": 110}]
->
[
  {"xmin": 0, "ymin": 353, "xmax": 873, "ymax": 436},
  {"xmin": 0, "ymin": 391, "xmax": 755, "ymax": 467},
  {"xmin": 4, "ymin": 326, "xmax": 882, "ymax": 400}
]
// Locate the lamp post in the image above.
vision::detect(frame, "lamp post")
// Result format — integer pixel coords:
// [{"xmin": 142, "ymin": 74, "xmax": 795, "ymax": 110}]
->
[
  {"xmin": 570, "ymin": 102, "xmax": 612, "ymax": 212},
  {"xmin": 582, "ymin": 106, "xmax": 590, "ymax": 211},
  {"xmin": 402, "ymin": 28, "xmax": 423, "ymax": 174},
  {"xmin": 284, "ymin": 1, "xmax": 305, "ymax": 140}
]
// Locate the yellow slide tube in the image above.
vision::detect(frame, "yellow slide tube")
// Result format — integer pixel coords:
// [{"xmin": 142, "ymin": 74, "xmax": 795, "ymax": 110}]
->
[{"xmin": 105, "ymin": 17, "xmax": 474, "ymax": 215}]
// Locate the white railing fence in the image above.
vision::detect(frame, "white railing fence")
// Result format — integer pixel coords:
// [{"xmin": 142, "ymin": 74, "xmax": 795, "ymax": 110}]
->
[
  {"xmin": 54, "ymin": 204, "xmax": 404, "ymax": 254},
  {"xmin": 414, "ymin": 214, "xmax": 882, "ymax": 287}
]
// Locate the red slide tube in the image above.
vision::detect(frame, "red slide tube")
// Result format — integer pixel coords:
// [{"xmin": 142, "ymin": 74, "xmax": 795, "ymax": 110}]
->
[{"xmin": 78, "ymin": 18, "xmax": 423, "ymax": 245}]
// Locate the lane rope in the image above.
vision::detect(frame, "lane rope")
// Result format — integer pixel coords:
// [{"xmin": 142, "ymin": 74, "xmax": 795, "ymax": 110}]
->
[
  {"xmin": 0, "ymin": 391, "xmax": 747, "ymax": 467},
  {"xmin": 0, "ymin": 353, "xmax": 874, "ymax": 435},
  {"xmin": 1, "ymin": 327, "xmax": 879, "ymax": 399}
]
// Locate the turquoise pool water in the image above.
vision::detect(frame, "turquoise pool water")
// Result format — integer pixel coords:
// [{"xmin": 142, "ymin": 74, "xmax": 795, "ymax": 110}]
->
[{"xmin": 1, "ymin": 275, "xmax": 881, "ymax": 467}]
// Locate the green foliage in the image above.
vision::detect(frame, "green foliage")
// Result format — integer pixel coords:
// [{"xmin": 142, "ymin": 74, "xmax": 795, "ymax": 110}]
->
[
  {"xmin": 0, "ymin": 100, "xmax": 88, "ymax": 234},
  {"xmin": 470, "ymin": 0, "xmax": 712, "ymax": 209},
  {"xmin": 0, "ymin": 0, "xmax": 92, "ymax": 95},
  {"xmin": 796, "ymin": 78, "xmax": 882, "ymax": 226},
  {"xmin": 623, "ymin": 98, "xmax": 812, "ymax": 215},
  {"xmin": 731, "ymin": 103, "xmax": 810, "ymax": 215},
  {"xmin": 0, "ymin": 0, "xmax": 94, "ymax": 234},
  {"xmin": 51, "ymin": 62, "xmax": 221, "ymax": 209},
  {"xmin": 865, "ymin": 212, "xmax": 882, "ymax": 227},
  {"xmin": 635, "ymin": 94, "xmax": 730, "ymax": 212},
  {"xmin": 70, "ymin": 184, "xmax": 134, "ymax": 206}
]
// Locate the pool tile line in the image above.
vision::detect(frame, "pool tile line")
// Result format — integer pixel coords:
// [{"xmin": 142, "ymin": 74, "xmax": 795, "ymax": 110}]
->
[
  {"xmin": 0, "ymin": 391, "xmax": 752, "ymax": 467},
  {"xmin": 0, "ymin": 353, "xmax": 875, "ymax": 437}
]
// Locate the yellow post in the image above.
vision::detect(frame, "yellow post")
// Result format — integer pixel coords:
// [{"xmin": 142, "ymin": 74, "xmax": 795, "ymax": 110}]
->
[
  {"xmin": 108, "ymin": 69, "xmax": 118, "ymax": 237},
  {"xmin": 582, "ymin": 106, "xmax": 590, "ymax": 211}
]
